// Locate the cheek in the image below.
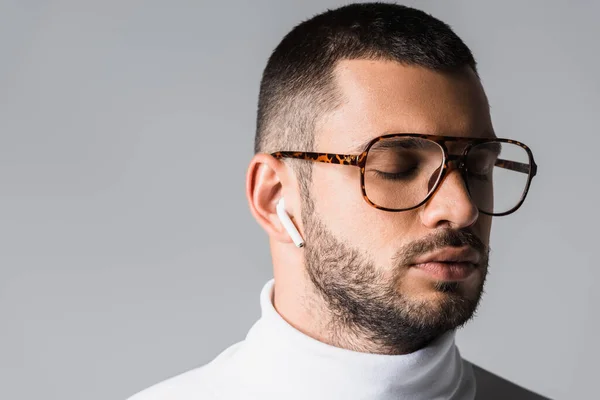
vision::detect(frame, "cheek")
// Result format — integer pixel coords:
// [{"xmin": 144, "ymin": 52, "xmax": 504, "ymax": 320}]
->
[
  {"xmin": 311, "ymin": 165, "xmax": 418, "ymax": 263},
  {"xmin": 311, "ymin": 164, "xmax": 365, "ymax": 237},
  {"xmin": 368, "ymin": 210, "xmax": 422, "ymax": 264}
]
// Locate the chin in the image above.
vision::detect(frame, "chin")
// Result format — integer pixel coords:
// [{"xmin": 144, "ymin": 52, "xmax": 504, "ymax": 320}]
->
[
  {"xmin": 412, "ymin": 289, "xmax": 482, "ymax": 330},
  {"xmin": 398, "ymin": 276, "xmax": 485, "ymax": 315}
]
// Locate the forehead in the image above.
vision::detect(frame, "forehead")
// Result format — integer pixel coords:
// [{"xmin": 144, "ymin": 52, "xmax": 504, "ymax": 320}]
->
[{"xmin": 316, "ymin": 59, "xmax": 493, "ymax": 152}]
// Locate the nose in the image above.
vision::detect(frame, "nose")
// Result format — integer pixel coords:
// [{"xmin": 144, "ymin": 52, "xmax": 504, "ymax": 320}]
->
[{"xmin": 419, "ymin": 167, "xmax": 479, "ymax": 230}]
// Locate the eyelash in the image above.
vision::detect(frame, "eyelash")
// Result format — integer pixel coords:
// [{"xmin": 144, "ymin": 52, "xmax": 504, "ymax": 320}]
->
[{"xmin": 373, "ymin": 166, "xmax": 418, "ymax": 180}]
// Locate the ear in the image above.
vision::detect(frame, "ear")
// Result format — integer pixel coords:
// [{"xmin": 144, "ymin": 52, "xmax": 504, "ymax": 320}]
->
[{"xmin": 246, "ymin": 153, "xmax": 301, "ymax": 246}]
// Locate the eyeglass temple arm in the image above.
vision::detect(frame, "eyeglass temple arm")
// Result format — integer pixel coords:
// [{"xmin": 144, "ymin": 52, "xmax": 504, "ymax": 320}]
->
[
  {"xmin": 272, "ymin": 152, "xmax": 536, "ymax": 177},
  {"xmin": 270, "ymin": 151, "xmax": 361, "ymax": 166},
  {"xmin": 495, "ymin": 158, "xmax": 536, "ymax": 176}
]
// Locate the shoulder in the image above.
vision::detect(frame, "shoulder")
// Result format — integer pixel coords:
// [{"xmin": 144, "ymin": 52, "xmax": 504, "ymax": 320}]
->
[
  {"xmin": 468, "ymin": 361, "xmax": 552, "ymax": 400},
  {"xmin": 126, "ymin": 341, "xmax": 244, "ymax": 400}
]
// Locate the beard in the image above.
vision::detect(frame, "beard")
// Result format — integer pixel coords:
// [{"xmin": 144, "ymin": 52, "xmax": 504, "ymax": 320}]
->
[{"xmin": 301, "ymin": 196, "xmax": 489, "ymax": 355}]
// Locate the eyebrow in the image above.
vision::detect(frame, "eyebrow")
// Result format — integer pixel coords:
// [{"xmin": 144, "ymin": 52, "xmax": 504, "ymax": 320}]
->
[
  {"xmin": 368, "ymin": 137, "xmax": 431, "ymax": 151},
  {"xmin": 471, "ymin": 141, "xmax": 501, "ymax": 156},
  {"xmin": 351, "ymin": 133, "xmax": 499, "ymax": 154},
  {"xmin": 351, "ymin": 136, "xmax": 439, "ymax": 153}
]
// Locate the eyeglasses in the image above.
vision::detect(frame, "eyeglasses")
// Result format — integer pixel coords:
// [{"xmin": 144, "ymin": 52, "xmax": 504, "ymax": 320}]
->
[{"xmin": 271, "ymin": 134, "xmax": 538, "ymax": 216}]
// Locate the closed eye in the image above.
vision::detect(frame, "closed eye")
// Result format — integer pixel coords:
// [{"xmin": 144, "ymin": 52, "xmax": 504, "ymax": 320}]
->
[{"xmin": 372, "ymin": 165, "xmax": 419, "ymax": 180}]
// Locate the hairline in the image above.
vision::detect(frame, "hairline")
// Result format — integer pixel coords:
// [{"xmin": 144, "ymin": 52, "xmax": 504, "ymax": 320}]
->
[{"xmin": 301, "ymin": 58, "xmax": 480, "ymax": 153}]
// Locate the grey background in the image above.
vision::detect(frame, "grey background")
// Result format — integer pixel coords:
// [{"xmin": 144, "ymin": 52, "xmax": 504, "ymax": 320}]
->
[{"xmin": 0, "ymin": 1, "xmax": 597, "ymax": 399}]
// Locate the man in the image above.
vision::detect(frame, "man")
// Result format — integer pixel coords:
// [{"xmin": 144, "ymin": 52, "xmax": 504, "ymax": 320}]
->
[{"xmin": 129, "ymin": 3, "xmax": 547, "ymax": 399}]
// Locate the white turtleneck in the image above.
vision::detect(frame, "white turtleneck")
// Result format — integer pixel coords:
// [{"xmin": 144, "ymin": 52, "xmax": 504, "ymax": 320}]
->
[{"xmin": 128, "ymin": 278, "xmax": 476, "ymax": 400}]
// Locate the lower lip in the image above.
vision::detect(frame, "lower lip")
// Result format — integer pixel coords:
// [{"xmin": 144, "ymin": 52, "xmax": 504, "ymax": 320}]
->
[{"xmin": 412, "ymin": 262, "xmax": 476, "ymax": 281}]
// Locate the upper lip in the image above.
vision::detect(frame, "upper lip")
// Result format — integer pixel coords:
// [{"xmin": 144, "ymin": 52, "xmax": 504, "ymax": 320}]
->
[{"xmin": 411, "ymin": 246, "xmax": 481, "ymax": 266}]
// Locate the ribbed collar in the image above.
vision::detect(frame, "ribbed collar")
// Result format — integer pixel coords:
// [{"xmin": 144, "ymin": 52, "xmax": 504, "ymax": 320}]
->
[{"xmin": 234, "ymin": 279, "xmax": 476, "ymax": 399}]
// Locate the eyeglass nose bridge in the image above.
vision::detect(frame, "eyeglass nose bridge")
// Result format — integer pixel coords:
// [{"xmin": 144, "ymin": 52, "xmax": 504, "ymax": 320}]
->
[
  {"xmin": 444, "ymin": 154, "xmax": 468, "ymax": 173},
  {"xmin": 432, "ymin": 153, "xmax": 471, "ymax": 195}
]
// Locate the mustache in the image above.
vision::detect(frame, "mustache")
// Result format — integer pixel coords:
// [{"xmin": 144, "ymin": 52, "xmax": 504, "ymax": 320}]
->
[{"xmin": 394, "ymin": 228, "xmax": 488, "ymax": 266}]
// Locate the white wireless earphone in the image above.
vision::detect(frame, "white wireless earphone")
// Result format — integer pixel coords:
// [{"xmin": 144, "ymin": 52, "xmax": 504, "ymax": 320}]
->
[{"xmin": 276, "ymin": 198, "xmax": 305, "ymax": 248}]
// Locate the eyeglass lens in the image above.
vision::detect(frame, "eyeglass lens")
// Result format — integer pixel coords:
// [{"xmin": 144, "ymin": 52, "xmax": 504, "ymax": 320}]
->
[{"xmin": 363, "ymin": 137, "xmax": 531, "ymax": 214}]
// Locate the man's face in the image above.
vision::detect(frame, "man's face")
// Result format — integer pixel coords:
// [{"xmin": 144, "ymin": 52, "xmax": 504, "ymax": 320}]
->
[{"xmin": 302, "ymin": 60, "xmax": 493, "ymax": 353}]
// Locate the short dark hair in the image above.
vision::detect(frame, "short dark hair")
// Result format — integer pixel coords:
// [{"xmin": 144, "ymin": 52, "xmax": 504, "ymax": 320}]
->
[{"xmin": 254, "ymin": 2, "xmax": 477, "ymax": 176}]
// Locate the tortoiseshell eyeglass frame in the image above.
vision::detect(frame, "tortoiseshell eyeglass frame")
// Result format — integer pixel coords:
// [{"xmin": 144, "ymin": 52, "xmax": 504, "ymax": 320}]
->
[{"xmin": 271, "ymin": 133, "xmax": 538, "ymax": 216}]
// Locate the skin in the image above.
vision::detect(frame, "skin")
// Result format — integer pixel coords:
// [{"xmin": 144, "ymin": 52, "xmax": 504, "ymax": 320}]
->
[{"xmin": 246, "ymin": 59, "xmax": 494, "ymax": 355}]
